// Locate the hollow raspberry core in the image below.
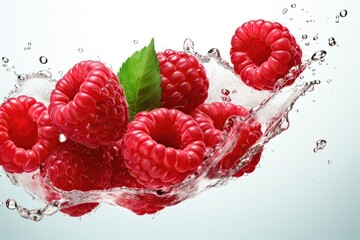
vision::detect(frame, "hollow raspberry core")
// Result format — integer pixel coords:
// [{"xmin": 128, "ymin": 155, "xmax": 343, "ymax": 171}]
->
[
  {"xmin": 8, "ymin": 115, "xmax": 38, "ymax": 150},
  {"xmin": 247, "ymin": 39, "xmax": 272, "ymax": 66}
]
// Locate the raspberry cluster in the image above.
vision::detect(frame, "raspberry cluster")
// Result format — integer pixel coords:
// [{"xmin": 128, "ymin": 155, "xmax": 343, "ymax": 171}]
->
[{"xmin": 0, "ymin": 19, "xmax": 302, "ymax": 217}]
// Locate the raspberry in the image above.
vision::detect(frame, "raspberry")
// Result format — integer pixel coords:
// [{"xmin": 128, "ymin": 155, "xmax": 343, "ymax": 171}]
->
[
  {"xmin": 48, "ymin": 60, "xmax": 129, "ymax": 149},
  {"xmin": 157, "ymin": 50, "xmax": 209, "ymax": 114},
  {"xmin": 122, "ymin": 108, "xmax": 206, "ymax": 189},
  {"xmin": 43, "ymin": 141, "xmax": 112, "ymax": 217},
  {"xmin": 0, "ymin": 96, "xmax": 59, "ymax": 173},
  {"xmin": 191, "ymin": 102, "xmax": 250, "ymax": 147},
  {"xmin": 191, "ymin": 102, "xmax": 262, "ymax": 177},
  {"xmin": 109, "ymin": 141, "xmax": 177, "ymax": 215},
  {"xmin": 230, "ymin": 20, "xmax": 302, "ymax": 91}
]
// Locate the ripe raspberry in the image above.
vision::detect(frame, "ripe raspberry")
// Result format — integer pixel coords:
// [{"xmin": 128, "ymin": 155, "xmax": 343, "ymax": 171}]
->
[
  {"xmin": 157, "ymin": 50, "xmax": 209, "ymax": 114},
  {"xmin": 48, "ymin": 60, "xmax": 129, "ymax": 149},
  {"xmin": 230, "ymin": 19, "xmax": 302, "ymax": 91},
  {"xmin": 0, "ymin": 96, "xmax": 59, "ymax": 173},
  {"xmin": 191, "ymin": 102, "xmax": 250, "ymax": 147},
  {"xmin": 191, "ymin": 102, "xmax": 263, "ymax": 177},
  {"xmin": 43, "ymin": 141, "xmax": 112, "ymax": 217},
  {"xmin": 109, "ymin": 141, "xmax": 178, "ymax": 215},
  {"xmin": 122, "ymin": 108, "xmax": 206, "ymax": 189}
]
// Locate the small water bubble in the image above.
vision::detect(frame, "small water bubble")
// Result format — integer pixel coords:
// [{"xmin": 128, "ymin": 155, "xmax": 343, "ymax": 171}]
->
[
  {"xmin": 302, "ymin": 34, "xmax": 308, "ymax": 40},
  {"xmin": 28, "ymin": 42, "xmax": 32, "ymax": 46},
  {"xmin": 313, "ymin": 139, "xmax": 327, "ymax": 152},
  {"xmin": 313, "ymin": 35, "xmax": 318, "ymax": 41},
  {"xmin": 300, "ymin": 75, "xmax": 304, "ymax": 79},
  {"xmin": 17, "ymin": 74, "xmax": 27, "ymax": 81},
  {"xmin": 305, "ymin": 42, "xmax": 310, "ymax": 46},
  {"xmin": 2, "ymin": 63, "xmax": 7, "ymax": 67},
  {"xmin": 58, "ymin": 70, "xmax": 64, "ymax": 77},
  {"xmin": 6, "ymin": 68, "xmax": 10, "ymax": 72},
  {"xmin": 231, "ymin": 90, "xmax": 237, "ymax": 94},
  {"xmin": 291, "ymin": 3, "xmax": 296, "ymax": 8},
  {"xmin": 282, "ymin": 8, "xmax": 288, "ymax": 15},
  {"xmin": 6, "ymin": 199, "xmax": 17, "ymax": 210},
  {"xmin": 336, "ymin": 15, "xmax": 340, "ymax": 19},
  {"xmin": 326, "ymin": 79, "xmax": 332, "ymax": 84},
  {"xmin": 58, "ymin": 134, "xmax": 67, "ymax": 143},
  {"xmin": 12, "ymin": 65, "xmax": 15, "ymax": 69},
  {"xmin": 327, "ymin": 160, "xmax": 333, "ymax": 164},
  {"xmin": 328, "ymin": 37, "xmax": 337, "ymax": 46},
  {"xmin": 311, "ymin": 50, "xmax": 327, "ymax": 61},
  {"xmin": 133, "ymin": 39, "xmax": 138, "ymax": 45},
  {"xmin": 39, "ymin": 56, "xmax": 48, "ymax": 64},
  {"xmin": 221, "ymin": 89, "xmax": 230, "ymax": 96},
  {"xmin": 78, "ymin": 48, "xmax": 84, "ymax": 53},
  {"xmin": 340, "ymin": 9, "xmax": 348, "ymax": 17},
  {"xmin": 2, "ymin": 56, "xmax": 9, "ymax": 63},
  {"xmin": 335, "ymin": 19, "xmax": 339, "ymax": 23},
  {"xmin": 183, "ymin": 38, "xmax": 195, "ymax": 52}
]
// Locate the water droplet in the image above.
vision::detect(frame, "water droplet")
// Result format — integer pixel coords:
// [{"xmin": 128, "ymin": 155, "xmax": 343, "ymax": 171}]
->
[
  {"xmin": 208, "ymin": 48, "xmax": 221, "ymax": 58},
  {"xmin": 326, "ymin": 79, "xmax": 332, "ymax": 83},
  {"xmin": 305, "ymin": 42, "xmax": 310, "ymax": 46},
  {"xmin": 6, "ymin": 199, "xmax": 17, "ymax": 210},
  {"xmin": 302, "ymin": 34, "xmax": 308, "ymax": 40},
  {"xmin": 327, "ymin": 160, "xmax": 333, "ymax": 164},
  {"xmin": 335, "ymin": 19, "xmax": 339, "ymax": 23},
  {"xmin": 221, "ymin": 89, "xmax": 230, "ymax": 96},
  {"xmin": 28, "ymin": 42, "xmax": 32, "ymax": 46},
  {"xmin": 12, "ymin": 65, "xmax": 15, "ymax": 69},
  {"xmin": 6, "ymin": 68, "xmax": 10, "ymax": 72},
  {"xmin": 58, "ymin": 134, "xmax": 67, "ymax": 143},
  {"xmin": 2, "ymin": 56, "xmax": 9, "ymax": 63},
  {"xmin": 340, "ymin": 9, "xmax": 348, "ymax": 17},
  {"xmin": 78, "ymin": 48, "xmax": 84, "ymax": 53},
  {"xmin": 282, "ymin": 8, "xmax": 288, "ymax": 15},
  {"xmin": 313, "ymin": 139, "xmax": 327, "ymax": 152},
  {"xmin": 133, "ymin": 39, "xmax": 138, "ymax": 45},
  {"xmin": 37, "ymin": 70, "xmax": 52, "ymax": 79},
  {"xmin": 336, "ymin": 15, "xmax": 340, "ymax": 19},
  {"xmin": 313, "ymin": 35, "xmax": 318, "ymax": 41},
  {"xmin": 311, "ymin": 50, "xmax": 327, "ymax": 61},
  {"xmin": 328, "ymin": 37, "xmax": 336, "ymax": 46},
  {"xmin": 58, "ymin": 70, "xmax": 63, "ymax": 77},
  {"xmin": 183, "ymin": 38, "xmax": 195, "ymax": 52},
  {"xmin": 291, "ymin": 3, "xmax": 296, "ymax": 8},
  {"xmin": 231, "ymin": 90, "xmax": 237, "ymax": 94},
  {"xmin": 300, "ymin": 75, "xmax": 304, "ymax": 79},
  {"xmin": 39, "ymin": 56, "xmax": 48, "ymax": 64}
]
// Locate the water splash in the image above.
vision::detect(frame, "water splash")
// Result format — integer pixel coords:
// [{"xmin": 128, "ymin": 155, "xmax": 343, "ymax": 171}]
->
[
  {"xmin": 1, "ymin": 38, "xmax": 325, "ymax": 221},
  {"xmin": 39, "ymin": 56, "xmax": 48, "ymax": 64}
]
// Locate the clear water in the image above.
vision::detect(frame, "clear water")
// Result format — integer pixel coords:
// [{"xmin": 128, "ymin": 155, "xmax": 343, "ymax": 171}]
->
[{"xmin": 1, "ymin": 40, "xmax": 324, "ymax": 221}]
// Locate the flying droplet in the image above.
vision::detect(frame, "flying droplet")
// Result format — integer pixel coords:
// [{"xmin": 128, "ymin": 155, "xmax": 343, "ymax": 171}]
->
[
  {"xmin": 313, "ymin": 139, "xmax": 327, "ymax": 152},
  {"xmin": 291, "ymin": 3, "xmax": 296, "ymax": 8},
  {"xmin": 39, "ymin": 56, "xmax": 48, "ymax": 64},
  {"xmin": 133, "ymin": 39, "xmax": 138, "ymax": 45},
  {"xmin": 28, "ymin": 42, "xmax": 32, "ymax": 46},
  {"xmin": 2, "ymin": 56, "xmax": 9, "ymax": 63},
  {"xmin": 231, "ymin": 90, "xmax": 237, "ymax": 94},
  {"xmin": 305, "ymin": 42, "xmax": 310, "ymax": 46},
  {"xmin": 328, "ymin": 37, "xmax": 336, "ymax": 46},
  {"xmin": 340, "ymin": 9, "xmax": 348, "ymax": 17},
  {"xmin": 78, "ymin": 48, "xmax": 84, "ymax": 53},
  {"xmin": 327, "ymin": 160, "xmax": 333, "ymax": 164},
  {"xmin": 311, "ymin": 50, "xmax": 327, "ymax": 61},
  {"xmin": 6, "ymin": 68, "xmax": 10, "ymax": 72},
  {"xmin": 313, "ymin": 35, "xmax": 318, "ymax": 41},
  {"xmin": 58, "ymin": 70, "xmax": 63, "ymax": 77},
  {"xmin": 282, "ymin": 8, "xmax": 288, "ymax": 15},
  {"xmin": 302, "ymin": 34, "xmax": 308, "ymax": 40}
]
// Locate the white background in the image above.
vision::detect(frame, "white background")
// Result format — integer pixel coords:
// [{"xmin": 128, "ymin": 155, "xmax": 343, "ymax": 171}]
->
[{"xmin": 0, "ymin": 0, "xmax": 359, "ymax": 239}]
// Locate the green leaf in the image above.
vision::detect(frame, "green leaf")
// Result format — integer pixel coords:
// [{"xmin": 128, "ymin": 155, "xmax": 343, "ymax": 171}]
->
[{"xmin": 118, "ymin": 38, "xmax": 162, "ymax": 120}]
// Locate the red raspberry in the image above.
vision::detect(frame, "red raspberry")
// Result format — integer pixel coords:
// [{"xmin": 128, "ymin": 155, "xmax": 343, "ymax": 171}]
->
[
  {"xmin": 157, "ymin": 50, "xmax": 209, "ymax": 114},
  {"xmin": 0, "ymin": 96, "xmax": 59, "ymax": 173},
  {"xmin": 191, "ymin": 102, "xmax": 250, "ymax": 147},
  {"xmin": 191, "ymin": 102, "xmax": 262, "ymax": 177},
  {"xmin": 122, "ymin": 108, "xmax": 206, "ymax": 189},
  {"xmin": 48, "ymin": 60, "xmax": 129, "ymax": 149},
  {"xmin": 230, "ymin": 20, "xmax": 302, "ymax": 91},
  {"xmin": 109, "ymin": 141, "xmax": 177, "ymax": 215},
  {"xmin": 43, "ymin": 141, "xmax": 112, "ymax": 217}
]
